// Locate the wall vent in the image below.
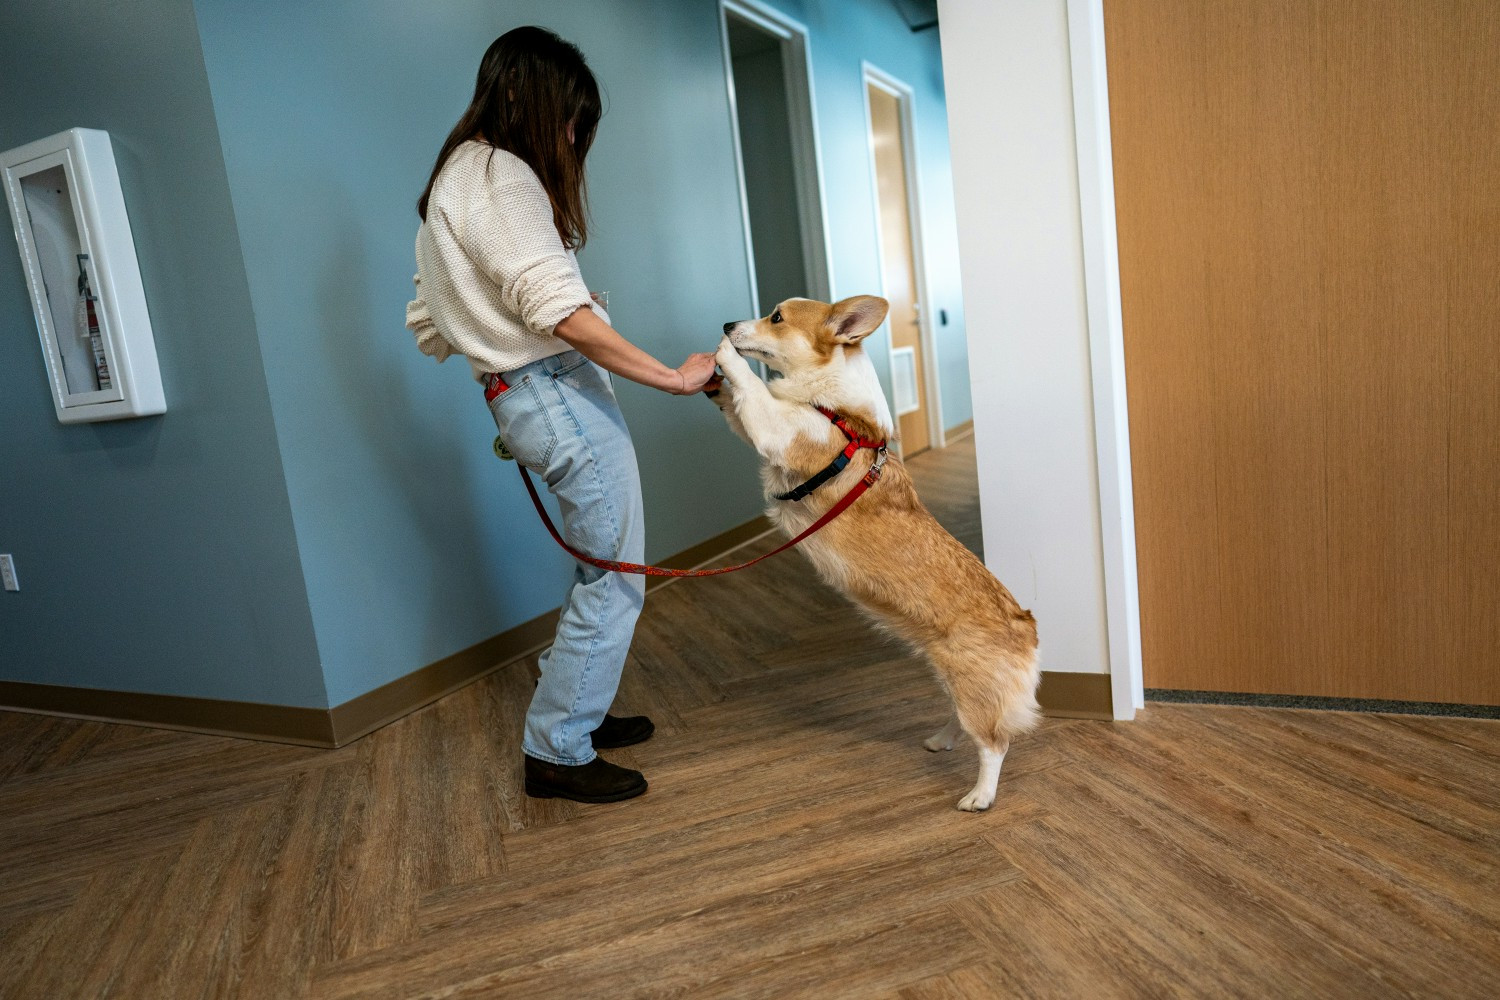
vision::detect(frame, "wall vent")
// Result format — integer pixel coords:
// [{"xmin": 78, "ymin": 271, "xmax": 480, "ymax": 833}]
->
[{"xmin": 891, "ymin": 345, "xmax": 919, "ymax": 415}]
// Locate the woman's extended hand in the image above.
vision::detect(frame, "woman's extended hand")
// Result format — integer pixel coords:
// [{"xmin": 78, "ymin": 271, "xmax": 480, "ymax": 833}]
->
[
  {"xmin": 673, "ymin": 352, "xmax": 719, "ymax": 395},
  {"xmin": 553, "ymin": 307, "xmax": 726, "ymax": 395}
]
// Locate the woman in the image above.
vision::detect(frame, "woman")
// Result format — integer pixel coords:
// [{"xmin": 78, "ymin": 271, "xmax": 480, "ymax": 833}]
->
[{"xmin": 406, "ymin": 26, "xmax": 717, "ymax": 804}]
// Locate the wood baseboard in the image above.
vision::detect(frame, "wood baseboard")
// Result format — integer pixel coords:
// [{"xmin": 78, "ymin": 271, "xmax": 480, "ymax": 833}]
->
[
  {"xmin": 1038, "ymin": 671, "xmax": 1114, "ymax": 720},
  {"xmin": 0, "ymin": 679, "xmax": 338, "ymax": 746},
  {"xmin": 944, "ymin": 419, "xmax": 974, "ymax": 442},
  {"xmin": 0, "ymin": 605, "xmax": 565, "ymax": 749},
  {"xmin": 0, "ymin": 516, "xmax": 775, "ymax": 747},
  {"xmin": 328, "ymin": 608, "xmax": 561, "ymax": 746},
  {"xmin": 329, "ymin": 516, "xmax": 774, "ymax": 743}
]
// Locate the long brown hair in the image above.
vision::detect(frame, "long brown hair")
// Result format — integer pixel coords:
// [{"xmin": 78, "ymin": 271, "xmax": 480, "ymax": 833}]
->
[{"xmin": 417, "ymin": 26, "xmax": 602, "ymax": 250}]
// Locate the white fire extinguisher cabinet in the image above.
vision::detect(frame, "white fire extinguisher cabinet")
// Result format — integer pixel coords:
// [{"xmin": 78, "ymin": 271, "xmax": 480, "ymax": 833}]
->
[{"xmin": 2, "ymin": 128, "xmax": 165, "ymax": 423}]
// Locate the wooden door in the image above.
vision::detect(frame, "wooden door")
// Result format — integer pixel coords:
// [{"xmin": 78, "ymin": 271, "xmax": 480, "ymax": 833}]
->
[
  {"xmin": 1105, "ymin": 0, "xmax": 1500, "ymax": 703},
  {"xmin": 868, "ymin": 83, "xmax": 931, "ymax": 455}
]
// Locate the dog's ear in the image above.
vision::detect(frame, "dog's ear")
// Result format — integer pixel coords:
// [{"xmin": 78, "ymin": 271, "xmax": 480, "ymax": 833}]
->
[{"xmin": 825, "ymin": 295, "xmax": 888, "ymax": 345}]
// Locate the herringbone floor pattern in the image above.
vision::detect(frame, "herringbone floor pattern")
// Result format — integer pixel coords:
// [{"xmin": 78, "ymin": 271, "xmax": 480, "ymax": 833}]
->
[{"xmin": 3, "ymin": 437, "xmax": 1498, "ymax": 998}]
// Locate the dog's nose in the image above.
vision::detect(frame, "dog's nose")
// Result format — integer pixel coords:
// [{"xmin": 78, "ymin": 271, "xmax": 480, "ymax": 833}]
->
[{"xmin": 723, "ymin": 322, "xmax": 735, "ymax": 334}]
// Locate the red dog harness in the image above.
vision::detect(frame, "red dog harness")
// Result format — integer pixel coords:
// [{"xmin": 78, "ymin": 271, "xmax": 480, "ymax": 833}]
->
[
  {"xmin": 484, "ymin": 372, "xmax": 887, "ymax": 577},
  {"xmin": 775, "ymin": 407, "xmax": 887, "ymax": 502}
]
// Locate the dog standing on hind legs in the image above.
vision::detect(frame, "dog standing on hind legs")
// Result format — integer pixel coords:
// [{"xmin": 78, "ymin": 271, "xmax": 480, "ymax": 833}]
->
[{"xmin": 708, "ymin": 294, "xmax": 1041, "ymax": 811}]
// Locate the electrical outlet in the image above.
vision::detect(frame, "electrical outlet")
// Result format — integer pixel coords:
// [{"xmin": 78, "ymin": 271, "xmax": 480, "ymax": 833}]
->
[{"xmin": 1, "ymin": 554, "xmax": 17, "ymax": 591}]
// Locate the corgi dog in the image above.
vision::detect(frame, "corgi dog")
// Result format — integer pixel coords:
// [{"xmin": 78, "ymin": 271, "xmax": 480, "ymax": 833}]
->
[{"xmin": 709, "ymin": 295, "xmax": 1040, "ymax": 811}]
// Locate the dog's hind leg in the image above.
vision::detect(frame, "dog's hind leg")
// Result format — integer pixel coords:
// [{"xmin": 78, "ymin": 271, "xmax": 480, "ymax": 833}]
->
[
  {"xmin": 943, "ymin": 642, "xmax": 1039, "ymax": 811},
  {"xmin": 956, "ymin": 738, "xmax": 1009, "ymax": 812},
  {"xmin": 923, "ymin": 715, "xmax": 963, "ymax": 752}
]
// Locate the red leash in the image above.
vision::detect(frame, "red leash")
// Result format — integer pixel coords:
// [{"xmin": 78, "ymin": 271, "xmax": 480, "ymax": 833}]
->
[
  {"xmin": 490, "ymin": 371, "xmax": 886, "ymax": 578},
  {"xmin": 514, "ymin": 458, "xmax": 883, "ymax": 578}
]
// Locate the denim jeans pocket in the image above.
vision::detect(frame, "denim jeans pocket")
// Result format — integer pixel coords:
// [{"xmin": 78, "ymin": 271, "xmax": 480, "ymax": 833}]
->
[{"xmin": 488, "ymin": 375, "xmax": 557, "ymax": 470}]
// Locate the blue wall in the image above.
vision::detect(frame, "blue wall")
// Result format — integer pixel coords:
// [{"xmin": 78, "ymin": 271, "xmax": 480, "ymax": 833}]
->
[
  {"xmin": 3, "ymin": 0, "xmax": 968, "ymax": 712},
  {"xmin": 0, "ymin": 0, "xmax": 325, "ymax": 706},
  {"xmin": 190, "ymin": 0, "xmax": 769, "ymax": 706}
]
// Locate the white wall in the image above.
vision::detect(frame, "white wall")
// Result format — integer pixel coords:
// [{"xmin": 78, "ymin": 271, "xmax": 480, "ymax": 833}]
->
[{"xmin": 937, "ymin": 0, "xmax": 1118, "ymax": 685}]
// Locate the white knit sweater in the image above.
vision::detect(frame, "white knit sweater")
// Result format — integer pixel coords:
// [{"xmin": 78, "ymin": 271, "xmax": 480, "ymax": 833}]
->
[{"xmin": 405, "ymin": 141, "xmax": 608, "ymax": 380}]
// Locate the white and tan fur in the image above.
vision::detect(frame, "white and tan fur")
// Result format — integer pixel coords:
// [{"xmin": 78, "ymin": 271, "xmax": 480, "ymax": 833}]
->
[{"xmin": 710, "ymin": 295, "xmax": 1040, "ymax": 811}]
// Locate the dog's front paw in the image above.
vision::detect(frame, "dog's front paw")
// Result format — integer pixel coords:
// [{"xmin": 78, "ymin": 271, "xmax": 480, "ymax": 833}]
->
[{"xmin": 716, "ymin": 336, "xmax": 752, "ymax": 379}]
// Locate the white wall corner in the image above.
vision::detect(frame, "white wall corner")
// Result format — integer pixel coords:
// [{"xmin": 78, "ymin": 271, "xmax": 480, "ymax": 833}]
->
[
  {"xmin": 940, "ymin": 0, "xmax": 1141, "ymax": 720},
  {"xmin": 1065, "ymin": 0, "xmax": 1143, "ymax": 718}
]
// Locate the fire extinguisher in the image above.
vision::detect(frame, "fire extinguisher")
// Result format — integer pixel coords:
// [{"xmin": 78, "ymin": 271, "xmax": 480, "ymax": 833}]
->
[{"xmin": 76, "ymin": 254, "xmax": 112, "ymax": 391}]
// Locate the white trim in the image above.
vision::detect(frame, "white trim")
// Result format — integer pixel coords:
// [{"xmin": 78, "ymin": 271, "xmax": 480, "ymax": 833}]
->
[
  {"xmin": 781, "ymin": 23, "xmax": 833, "ymax": 303},
  {"xmin": 716, "ymin": 5, "xmax": 760, "ymax": 319},
  {"xmin": 719, "ymin": 0, "xmax": 834, "ymax": 314},
  {"xmin": 1066, "ymin": 0, "xmax": 1143, "ymax": 719},
  {"xmin": 861, "ymin": 63, "xmax": 946, "ymax": 455}
]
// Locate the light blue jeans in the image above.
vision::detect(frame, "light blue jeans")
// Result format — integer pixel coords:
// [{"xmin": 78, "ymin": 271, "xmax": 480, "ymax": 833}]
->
[{"xmin": 486, "ymin": 350, "xmax": 646, "ymax": 766}]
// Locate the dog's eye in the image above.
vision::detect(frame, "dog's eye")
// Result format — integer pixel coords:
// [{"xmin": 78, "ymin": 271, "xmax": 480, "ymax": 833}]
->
[{"xmin": 770, "ymin": 310, "xmax": 782, "ymax": 324}]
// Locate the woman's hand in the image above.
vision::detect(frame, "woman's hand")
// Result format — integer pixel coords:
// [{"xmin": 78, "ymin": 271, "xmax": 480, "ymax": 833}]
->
[
  {"xmin": 554, "ymin": 305, "xmax": 716, "ymax": 395},
  {"xmin": 672, "ymin": 353, "xmax": 719, "ymax": 395}
]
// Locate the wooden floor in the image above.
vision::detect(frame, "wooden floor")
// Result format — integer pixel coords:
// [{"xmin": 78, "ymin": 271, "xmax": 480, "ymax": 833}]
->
[{"xmin": 3, "ymin": 437, "xmax": 1498, "ymax": 998}]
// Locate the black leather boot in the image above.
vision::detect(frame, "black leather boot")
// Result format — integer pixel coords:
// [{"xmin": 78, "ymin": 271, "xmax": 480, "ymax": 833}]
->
[
  {"xmin": 524, "ymin": 753, "xmax": 647, "ymax": 803},
  {"xmin": 590, "ymin": 713, "xmax": 655, "ymax": 749}
]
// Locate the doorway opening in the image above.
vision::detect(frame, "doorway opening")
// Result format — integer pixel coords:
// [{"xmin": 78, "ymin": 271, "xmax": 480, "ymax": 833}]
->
[
  {"xmin": 720, "ymin": 0, "xmax": 831, "ymax": 319},
  {"xmin": 863, "ymin": 65, "xmax": 943, "ymax": 456}
]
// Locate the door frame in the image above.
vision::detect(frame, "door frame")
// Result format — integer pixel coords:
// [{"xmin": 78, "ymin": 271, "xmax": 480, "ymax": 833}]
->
[
  {"xmin": 861, "ymin": 62, "xmax": 945, "ymax": 454},
  {"xmin": 1066, "ymin": 0, "xmax": 1143, "ymax": 719},
  {"xmin": 718, "ymin": 0, "xmax": 834, "ymax": 321}
]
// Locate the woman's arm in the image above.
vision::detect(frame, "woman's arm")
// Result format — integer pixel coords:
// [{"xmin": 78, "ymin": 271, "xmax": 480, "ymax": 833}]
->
[{"xmin": 553, "ymin": 305, "xmax": 716, "ymax": 394}]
